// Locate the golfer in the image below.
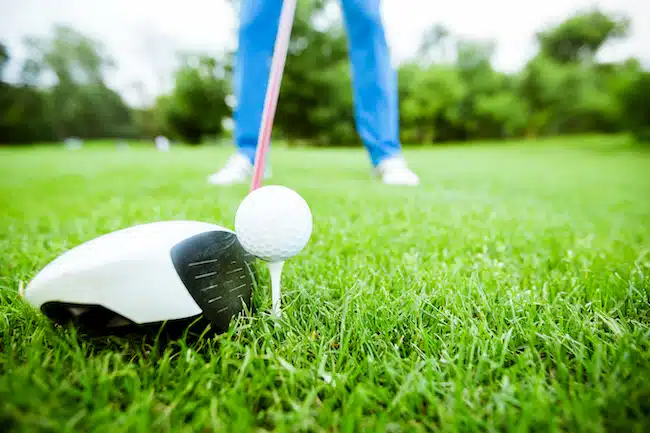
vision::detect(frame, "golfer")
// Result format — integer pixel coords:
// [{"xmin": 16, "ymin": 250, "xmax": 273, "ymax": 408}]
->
[{"xmin": 208, "ymin": 0, "xmax": 420, "ymax": 186}]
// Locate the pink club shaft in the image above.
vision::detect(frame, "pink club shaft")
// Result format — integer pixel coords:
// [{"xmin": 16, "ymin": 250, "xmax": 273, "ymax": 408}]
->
[{"xmin": 250, "ymin": 0, "xmax": 297, "ymax": 191}]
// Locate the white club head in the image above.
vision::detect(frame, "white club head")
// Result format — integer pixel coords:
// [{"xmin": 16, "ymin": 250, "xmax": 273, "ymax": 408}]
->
[{"xmin": 22, "ymin": 220, "xmax": 258, "ymax": 334}]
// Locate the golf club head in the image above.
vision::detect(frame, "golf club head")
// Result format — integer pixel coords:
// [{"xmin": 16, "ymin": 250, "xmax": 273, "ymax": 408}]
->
[{"xmin": 22, "ymin": 221, "xmax": 258, "ymax": 336}]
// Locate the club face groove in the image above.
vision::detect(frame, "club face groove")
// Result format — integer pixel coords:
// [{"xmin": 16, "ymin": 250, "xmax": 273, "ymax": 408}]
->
[{"xmin": 170, "ymin": 230, "xmax": 258, "ymax": 334}]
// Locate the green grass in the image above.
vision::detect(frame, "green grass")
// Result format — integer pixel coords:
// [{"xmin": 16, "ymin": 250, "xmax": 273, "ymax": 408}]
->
[{"xmin": 1, "ymin": 136, "xmax": 649, "ymax": 432}]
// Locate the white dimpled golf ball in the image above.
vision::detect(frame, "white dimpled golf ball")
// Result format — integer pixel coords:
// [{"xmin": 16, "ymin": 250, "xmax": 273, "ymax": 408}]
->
[{"xmin": 235, "ymin": 185, "xmax": 312, "ymax": 262}]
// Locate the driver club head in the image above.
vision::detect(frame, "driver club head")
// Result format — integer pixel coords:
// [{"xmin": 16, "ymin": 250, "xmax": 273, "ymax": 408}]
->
[{"xmin": 22, "ymin": 221, "xmax": 259, "ymax": 337}]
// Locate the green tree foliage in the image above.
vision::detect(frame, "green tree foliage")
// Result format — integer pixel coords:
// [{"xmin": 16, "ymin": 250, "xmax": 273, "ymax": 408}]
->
[
  {"xmin": 0, "ymin": 42, "xmax": 52, "ymax": 144},
  {"xmin": 454, "ymin": 39, "xmax": 512, "ymax": 140},
  {"xmin": 619, "ymin": 69, "xmax": 650, "ymax": 142},
  {"xmin": 0, "ymin": 43, "xmax": 8, "ymax": 78},
  {"xmin": 0, "ymin": 84, "xmax": 51, "ymax": 144},
  {"xmin": 21, "ymin": 25, "xmax": 114, "ymax": 87},
  {"xmin": 513, "ymin": 10, "xmax": 633, "ymax": 137},
  {"xmin": 162, "ymin": 54, "xmax": 230, "ymax": 144},
  {"xmin": 398, "ymin": 63, "xmax": 466, "ymax": 143},
  {"xmin": 519, "ymin": 55, "xmax": 618, "ymax": 135},
  {"xmin": 401, "ymin": 29, "xmax": 529, "ymax": 142},
  {"xmin": 1, "ymin": 7, "xmax": 649, "ymax": 146},
  {"xmin": 1, "ymin": 25, "xmax": 135, "ymax": 144},
  {"xmin": 535, "ymin": 9, "xmax": 629, "ymax": 64},
  {"xmin": 132, "ymin": 96, "xmax": 172, "ymax": 141}
]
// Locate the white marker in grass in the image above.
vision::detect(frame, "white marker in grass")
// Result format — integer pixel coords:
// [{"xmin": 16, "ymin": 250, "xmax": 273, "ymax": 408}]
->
[{"xmin": 235, "ymin": 185, "xmax": 312, "ymax": 317}]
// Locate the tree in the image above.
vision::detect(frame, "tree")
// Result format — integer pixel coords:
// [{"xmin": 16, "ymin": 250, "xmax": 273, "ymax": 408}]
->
[
  {"xmin": 619, "ymin": 69, "xmax": 650, "ymax": 143},
  {"xmin": 0, "ymin": 43, "xmax": 53, "ymax": 144},
  {"xmin": 453, "ymin": 39, "xmax": 509, "ymax": 139},
  {"xmin": 19, "ymin": 25, "xmax": 133, "ymax": 140},
  {"xmin": 133, "ymin": 93, "xmax": 172, "ymax": 140},
  {"xmin": 536, "ymin": 9, "xmax": 630, "ymax": 64},
  {"xmin": 21, "ymin": 25, "xmax": 114, "ymax": 86},
  {"xmin": 398, "ymin": 63, "xmax": 466, "ymax": 143},
  {"xmin": 0, "ymin": 42, "xmax": 8, "ymax": 80},
  {"xmin": 518, "ymin": 10, "xmax": 632, "ymax": 137},
  {"xmin": 164, "ymin": 54, "xmax": 230, "ymax": 144},
  {"xmin": 3, "ymin": 7, "xmax": 648, "ymax": 146}
]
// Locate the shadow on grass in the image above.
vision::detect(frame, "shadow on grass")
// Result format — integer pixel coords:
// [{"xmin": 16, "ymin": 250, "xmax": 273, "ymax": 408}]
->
[{"xmin": 36, "ymin": 308, "xmax": 259, "ymax": 362}]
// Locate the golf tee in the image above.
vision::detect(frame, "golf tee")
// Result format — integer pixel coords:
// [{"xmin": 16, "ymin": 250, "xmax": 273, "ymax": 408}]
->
[{"xmin": 268, "ymin": 261, "xmax": 285, "ymax": 317}]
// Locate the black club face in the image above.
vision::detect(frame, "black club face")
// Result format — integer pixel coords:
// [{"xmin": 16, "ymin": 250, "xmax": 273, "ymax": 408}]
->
[{"xmin": 170, "ymin": 230, "xmax": 258, "ymax": 334}]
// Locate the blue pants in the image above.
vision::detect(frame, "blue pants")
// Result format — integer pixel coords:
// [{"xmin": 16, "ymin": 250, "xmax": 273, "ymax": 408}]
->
[{"xmin": 232, "ymin": 0, "xmax": 401, "ymax": 167}]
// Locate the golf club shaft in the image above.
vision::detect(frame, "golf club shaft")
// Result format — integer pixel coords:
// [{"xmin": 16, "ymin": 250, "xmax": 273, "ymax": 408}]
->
[{"xmin": 250, "ymin": 0, "xmax": 297, "ymax": 191}]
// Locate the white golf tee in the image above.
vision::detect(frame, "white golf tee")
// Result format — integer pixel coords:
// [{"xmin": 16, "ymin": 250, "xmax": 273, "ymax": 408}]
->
[{"xmin": 268, "ymin": 261, "xmax": 285, "ymax": 317}]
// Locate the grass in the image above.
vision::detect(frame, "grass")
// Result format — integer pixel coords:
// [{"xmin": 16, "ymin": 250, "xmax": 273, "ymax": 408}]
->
[{"xmin": 1, "ymin": 135, "xmax": 649, "ymax": 432}]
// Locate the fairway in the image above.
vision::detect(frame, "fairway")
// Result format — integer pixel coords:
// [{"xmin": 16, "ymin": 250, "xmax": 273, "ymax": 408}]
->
[{"xmin": 1, "ymin": 136, "xmax": 650, "ymax": 432}]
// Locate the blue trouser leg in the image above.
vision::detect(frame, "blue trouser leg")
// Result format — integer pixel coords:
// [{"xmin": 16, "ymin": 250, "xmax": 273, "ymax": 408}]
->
[
  {"xmin": 340, "ymin": 0, "xmax": 401, "ymax": 167},
  {"xmin": 232, "ymin": 0, "xmax": 282, "ymax": 164},
  {"xmin": 233, "ymin": 0, "xmax": 401, "ymax": 167}
]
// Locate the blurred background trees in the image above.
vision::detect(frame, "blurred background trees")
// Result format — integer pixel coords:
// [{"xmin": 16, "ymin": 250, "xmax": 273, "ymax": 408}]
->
[
  {"xmin": 1, "ymin": 1, "xmax": 648, "ymax": 146},
  {"xmin": 2, "ymin": 26, "xmax": 135, "ymax": 143}
]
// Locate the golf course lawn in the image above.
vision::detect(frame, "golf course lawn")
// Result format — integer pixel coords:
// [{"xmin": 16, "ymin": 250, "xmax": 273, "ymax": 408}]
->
[{"xmin": 1, "ymin": 135, "xmax": 649, "ymax": 432}]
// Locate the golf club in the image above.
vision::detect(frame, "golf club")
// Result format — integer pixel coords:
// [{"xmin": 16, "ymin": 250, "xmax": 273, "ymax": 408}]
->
[
  {"xmin": 22, "ymin": 221, "xmax": 258, "ymax": 335},
  {"xmin": 250, "ymin": 0, "xmax": 297, "ymax": 192}
]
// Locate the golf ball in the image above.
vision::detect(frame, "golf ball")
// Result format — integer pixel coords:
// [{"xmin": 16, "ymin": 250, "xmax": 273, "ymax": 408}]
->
[{"xmin": 235, "ymin": 185, "xmax": 312, "ymax": 262}]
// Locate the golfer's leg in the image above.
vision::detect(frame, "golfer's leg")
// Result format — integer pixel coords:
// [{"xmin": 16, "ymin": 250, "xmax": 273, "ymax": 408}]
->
[
  {"xmin": 340, "ymin": 0, "xmax": 400, "ymax": 167},
  {"xmin": 233, "ymin": 0, "xmax": 283, "ymax": 164}
]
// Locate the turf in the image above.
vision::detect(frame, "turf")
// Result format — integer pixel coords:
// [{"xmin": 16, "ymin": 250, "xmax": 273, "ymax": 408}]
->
[{"xmin": 1, "ymin": 136, "xmax": 649, "ymax": 432}]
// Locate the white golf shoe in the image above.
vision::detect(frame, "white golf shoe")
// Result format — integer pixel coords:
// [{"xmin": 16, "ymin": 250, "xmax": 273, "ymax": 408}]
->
[
  {"xmin": 208, "ymin": 153, "xmax": 419, "ymax": 186},
  {"xmin": 375, "ymin": 156, "xmax": 420, "ymax": 186},
  {"xmin": 207, "ymin": 153, "xmax": 271, "ymax": 186}
]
